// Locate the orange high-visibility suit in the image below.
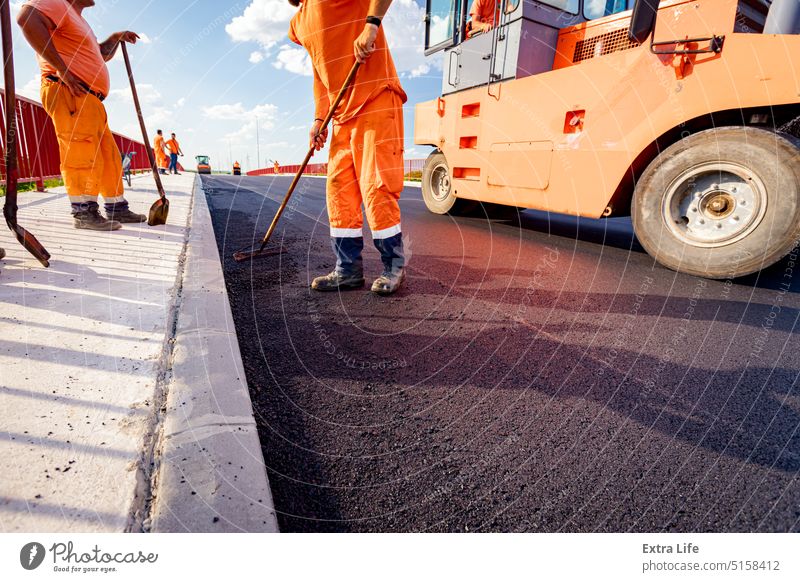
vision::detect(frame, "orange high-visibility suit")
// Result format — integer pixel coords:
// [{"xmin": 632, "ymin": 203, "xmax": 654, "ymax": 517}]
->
[
  {"xmin": 154, "ymin": 133, "xmax": 169, "ymax": 172},
  {"xmin": 289, "ymin": 0, "xmax": 407, "ymax": 259},
  {"xmin": 468, "ymin": 0, "xmax": 499, "ymax": 36},
  {"xmin": 29, "ymin": 0, "xmax": 128, "ymax": 212}
]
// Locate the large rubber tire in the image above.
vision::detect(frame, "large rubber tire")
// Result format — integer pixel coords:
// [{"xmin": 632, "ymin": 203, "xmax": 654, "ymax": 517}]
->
[
  {"xmin": 421, "ymin": 151, "xmax": 476, "ymax": 215},
  {"xmin": 632, "ymin": 127, "xmax": 800, "ymax": 279}
]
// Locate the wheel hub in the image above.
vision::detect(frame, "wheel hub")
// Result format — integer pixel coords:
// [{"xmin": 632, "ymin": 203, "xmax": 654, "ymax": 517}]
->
[
  {"xmin": 430, "ymin": 163, "xmax": 452, "ymax": 203},
  {"xmin": 662, "ymin": 162, "xmax": 767, "ymax": 248}
]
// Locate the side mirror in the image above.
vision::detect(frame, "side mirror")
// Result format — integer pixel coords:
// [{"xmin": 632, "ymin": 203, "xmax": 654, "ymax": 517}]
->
[{"xmin": 629, "ymin": 0, "xmax": 659, "ymax": 44}]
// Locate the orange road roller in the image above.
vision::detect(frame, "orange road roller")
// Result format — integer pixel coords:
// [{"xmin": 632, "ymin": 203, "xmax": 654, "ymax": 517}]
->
[{"xmin": 416, "ymin": 0, "xmax": 800, "ymax": 279}]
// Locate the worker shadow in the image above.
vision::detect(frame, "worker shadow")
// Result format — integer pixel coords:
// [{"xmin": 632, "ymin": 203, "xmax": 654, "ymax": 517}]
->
[
  {"xmin": 0, "ymin": 254, "xmax": 174, "ymax": 326},
  {"xmin": 270, "ymin": 311, "xmax": 800, "ymax": 475},
  {"xmin": 0, "ymin": 496, "xmax": 126, "ymax": 530},
  {"xmin": 490, "ymin": 209, "xmax": 643, "ymax": 253},
  {"xmin": 404, "ymin": 250, "xmax": 800, "ymax": 333}
]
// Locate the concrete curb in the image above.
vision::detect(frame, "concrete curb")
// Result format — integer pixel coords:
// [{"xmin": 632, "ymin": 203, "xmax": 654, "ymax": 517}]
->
[{"xmin": 150, "ymin": 175, "xmax": 279, "ymax": 533}]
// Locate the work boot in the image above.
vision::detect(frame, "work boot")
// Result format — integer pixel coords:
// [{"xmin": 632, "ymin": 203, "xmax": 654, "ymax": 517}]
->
[
  {"xmin": 74, "ymin": 208, "xmax": 122, "ymax": 231},
  {"xmin": 0, "ymin": 247, "xmax": 5, "ymax": 261},
  {"xmin": 371, "ymin": 268, "xmax": 405, "ymax": 296},
  {"xmin": 311, "ymin": 235, "xmax": 365, "ymax": 292},
  {"xmin": 106, "ymin": 208, "xmax": 147, "ymax": 223},
  {"xmin": 372, "ymin": 232, "xmax": 406, "ymax": 296},
  {"xmin": 311, "ymin": 271, "xmax": 366, "ymax": 291}
]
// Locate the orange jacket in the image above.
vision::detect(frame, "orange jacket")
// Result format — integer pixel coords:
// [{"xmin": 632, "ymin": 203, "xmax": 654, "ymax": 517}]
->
[
  {"xmin": 470, "ymin": 0, "xmax": 499, "ymax": 26},
  {"xmin": 165, "ymin": 138, "xmax": 181, "ymax": 154},
  {"xmin": 288, "ymin": 0, "xmax": 407, "ymax": 124}
]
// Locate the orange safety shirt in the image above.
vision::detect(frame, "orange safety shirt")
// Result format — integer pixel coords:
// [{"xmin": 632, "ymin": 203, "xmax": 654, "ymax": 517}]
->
[
  {"xmin": 288, "ymin": 0, "xmax": 407, "ymax": 124},
  {"xmin": 165, "ymin": 139, "xmax": 181, "ymax": 154},
  {"xmin": 25, "ymin": 0, "xmax": 110, "ymax": 96},
  {"xmin": 470, "ymin": 0, "xmax": 500, "ymax": 27},
  {"xmin": 154, "ymin": 134, "xmax": 166, "ymax": 151}
]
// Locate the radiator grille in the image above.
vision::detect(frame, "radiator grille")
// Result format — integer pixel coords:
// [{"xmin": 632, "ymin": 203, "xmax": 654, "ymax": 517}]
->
[{"xmin": 573, "ymin": 28, "xmax": 640, "ymax": 63}]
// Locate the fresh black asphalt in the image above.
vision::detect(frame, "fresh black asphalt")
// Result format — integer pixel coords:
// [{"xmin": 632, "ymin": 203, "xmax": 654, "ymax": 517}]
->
[{"xmin": 202, "ymin": 174, "xmax": 800, "ymax": 533}]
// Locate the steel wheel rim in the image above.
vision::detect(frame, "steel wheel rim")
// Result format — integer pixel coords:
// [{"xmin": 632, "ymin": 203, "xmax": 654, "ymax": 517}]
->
[
  {"xmin": 661, "ymin": 162, "xmax": 768, "ymax": 248},
  {"xmin": 430, "ymin": 162, "xmax": 452, "ymax": 203}
]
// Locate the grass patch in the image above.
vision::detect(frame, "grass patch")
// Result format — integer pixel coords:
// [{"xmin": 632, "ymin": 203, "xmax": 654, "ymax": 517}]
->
[{"xmin": 0, "ymin": 177, "xmax": 64, "ymax": 197}]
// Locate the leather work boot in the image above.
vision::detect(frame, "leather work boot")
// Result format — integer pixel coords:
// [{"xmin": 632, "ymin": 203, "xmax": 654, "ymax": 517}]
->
[
  {"xmin": 106, "ymin": 208, "xmax": 147, "ymax": 223},
  {"xmin": 311, "ymin": 271, "xmax": 366, "ymax": 292},
  {"xmin": 74, "ymin": 209, "xmax": 122, "ymax": 231},
  {"xmin": 372, "ymin": 232, "xmax": 406, "ymax": 296},
  {"xmin": 371, "ymin": 268, "xmax": 405, "ymax": 296}
]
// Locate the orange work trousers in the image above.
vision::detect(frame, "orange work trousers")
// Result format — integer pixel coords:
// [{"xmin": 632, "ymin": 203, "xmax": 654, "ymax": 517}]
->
[
  {"xmin": 41, "ymin": 79, "xmax": 125, "ymax": 206},
  {"xmin": 326, "ymin": 89, "xmax": 404, "ymax": 239}
]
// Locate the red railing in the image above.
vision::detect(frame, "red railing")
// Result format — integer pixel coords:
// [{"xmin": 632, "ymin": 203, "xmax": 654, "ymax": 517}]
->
[
  {"xmin": 0, "ymin": 90, "xmax": 151, "ymax": 189},
  {"xmin": 247, "ymin": 158, "xmax": 426, "ymax": 178}
]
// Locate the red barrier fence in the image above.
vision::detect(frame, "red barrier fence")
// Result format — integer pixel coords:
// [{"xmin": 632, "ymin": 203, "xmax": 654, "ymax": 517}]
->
[
  {"xmin": 0, "ymin": 90, "xmax": 151, "ymax": 189},
  {"xmin": 247, "ymin": 158, "xmax": 426, "ymax": 178}
]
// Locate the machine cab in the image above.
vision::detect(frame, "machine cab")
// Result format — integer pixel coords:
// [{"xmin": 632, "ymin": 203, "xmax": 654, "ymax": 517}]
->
[{"xmin": 425, "ymin": 0, "xmax": 634, "ymax": 94}]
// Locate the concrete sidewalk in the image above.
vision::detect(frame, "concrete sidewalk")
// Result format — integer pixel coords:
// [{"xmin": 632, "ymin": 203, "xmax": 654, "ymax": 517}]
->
[{"xmin": 0, "ymin": 173, "xmax": 277, "ymax": 532}]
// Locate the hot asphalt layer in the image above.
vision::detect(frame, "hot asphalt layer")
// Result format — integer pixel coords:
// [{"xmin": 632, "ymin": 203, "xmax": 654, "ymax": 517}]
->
[{"xmin": 202, "ymin": 174, "xmax": 800, "ymax": 533}]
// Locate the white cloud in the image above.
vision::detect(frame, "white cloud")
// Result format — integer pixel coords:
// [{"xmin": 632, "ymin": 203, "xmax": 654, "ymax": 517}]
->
[
  {"xmin": 18, "ymin": 76, "xmax": 41, "ymax": 100},
  {"xmin": 226, "ymin": 0, "xmax": 436, "ymax": 78},
  {"xmin": 108, "ymin": 83, "xmax": 162, "ymax": 105},
  {"xmin": 202, "ymin": 101, "xmax": 278, "ymax": 141},
  {"xmin": 138, "ymin": 33, "xmax": 153, "ymax": 44},
  {"xmin": 249, "ymin": 50, "xmax": 265, "ymax": 64},
  {"xmin": 383, "ymin": 0, "xmax": 432, "ymax": 78},
  {"xmin": 273, "ymin": 45, "xmax": 311, "ymax": 76},
  {"xmin": 225, "ymin": 0, "xmax": 297, "ymax": 49}
]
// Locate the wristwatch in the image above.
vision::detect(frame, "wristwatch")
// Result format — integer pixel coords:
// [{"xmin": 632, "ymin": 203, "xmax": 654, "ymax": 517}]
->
[{"xmin": 366, "ymin": 16, "xmax": 382, "ymax": 27}]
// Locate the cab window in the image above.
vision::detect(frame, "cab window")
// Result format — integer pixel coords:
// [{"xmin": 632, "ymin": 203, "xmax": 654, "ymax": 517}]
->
[
  {"xmin": 584, "ymin": 0, "xmax": 629, "ymax": 19},
  {"xmin": 539, "ymin": 0, "xmax": 579, "ymax": 14},
  {"xmin": 426, "ymin": 0, "xmax": 461, "ymax": 53}
]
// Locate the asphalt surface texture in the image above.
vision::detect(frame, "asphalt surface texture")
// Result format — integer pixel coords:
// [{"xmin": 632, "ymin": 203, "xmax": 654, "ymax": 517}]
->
[{"xmin": 203, "ymin": 174, "xmax": 800, "ymax": 533}]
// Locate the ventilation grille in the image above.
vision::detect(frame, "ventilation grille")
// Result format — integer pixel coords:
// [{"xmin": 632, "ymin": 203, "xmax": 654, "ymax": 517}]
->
[{"xmin": 573, "ymin": 28, "xmax": 640, "ymax": 63}]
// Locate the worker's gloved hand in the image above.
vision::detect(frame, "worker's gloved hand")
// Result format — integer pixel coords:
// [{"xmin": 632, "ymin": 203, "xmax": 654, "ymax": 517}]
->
[
  {"xmin": 310, "ymin": 119, "xmax": 328, "ymax": 152},
  {"xmin": 354, "ymin": 23, "xmax": 379, "ymax": 63}
]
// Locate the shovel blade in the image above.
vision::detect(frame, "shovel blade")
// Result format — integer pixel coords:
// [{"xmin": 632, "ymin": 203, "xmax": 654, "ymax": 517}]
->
[
  {"xmin": 147, "ymin": 197, "xmax": 169, "ymax": 226},
  {"xmin": 10, "ymin": 223, "xmax": 51, "ymax": 267}
]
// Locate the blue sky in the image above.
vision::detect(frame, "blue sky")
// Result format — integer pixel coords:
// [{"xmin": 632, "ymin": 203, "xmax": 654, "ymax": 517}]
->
[{"xmin": 6, "ymin": 0, "xmax": 444, "ymax": 172}]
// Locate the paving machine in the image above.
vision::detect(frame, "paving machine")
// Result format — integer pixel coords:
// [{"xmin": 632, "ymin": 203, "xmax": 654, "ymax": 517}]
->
[{"xmin": 196, "ymin": 155, "xmax": 212, "ymax": 175}]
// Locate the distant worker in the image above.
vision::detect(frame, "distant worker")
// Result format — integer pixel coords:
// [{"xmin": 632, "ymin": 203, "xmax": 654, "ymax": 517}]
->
[
  {"xmin": 468, "ymin": 0, "xmax": 499, "ymax": 37},
  {"xmin": 273, "ymin": 160, "xmax": 280, "ymax": 174},
  {"xmin": 165, "ymin": 133, "xmax": 183, "ymax": 175},
  {"xmin": 16, "ymin": 0, "xmax": 147, "ymax": 230},
  {"xmin": 233, "ymin": 161, "xmax": 241, "ymax": 176},
  {"xmin": 154, "ymin": 129, "xmax": 169, "ymax": 175},
  {"xmin": 288, "ymin": 0, "xmax": 407, "ymax": 296}
]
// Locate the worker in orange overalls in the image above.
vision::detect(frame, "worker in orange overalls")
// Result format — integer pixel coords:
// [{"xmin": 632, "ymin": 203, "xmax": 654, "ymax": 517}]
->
[
  {"xmin": 468, "ymin": 0, "xmax": 500, "ymax": 36},
  {"xmin": 154, "ymin": 130, "xmax": 169, "ymax": 175},
  {"xmin": 273, "ymin": 160, "xmax": 280, "ymax": 175},
  {"xmin": 288, "ymin": 0, "xmax": 407, "ymax": 296},
  {"xmin": 17, "ymin": 0, "xmax": 146, "ymax": 231},
  {"xmin": 165, "ymin": 133, "xmax": 183, "ymax": 175}
]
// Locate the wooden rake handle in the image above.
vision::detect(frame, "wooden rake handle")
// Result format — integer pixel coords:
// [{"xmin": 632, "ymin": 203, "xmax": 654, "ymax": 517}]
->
[
  {"xmin": 121, "ymin": 42, "xmax": 166, "ymax": 200},
  {"xmin": 256, "ymin": 61, "xmax": 361, "ymax": 253}
]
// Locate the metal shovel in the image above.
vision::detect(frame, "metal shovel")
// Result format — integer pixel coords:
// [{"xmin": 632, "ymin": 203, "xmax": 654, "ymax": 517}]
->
[
  {"xmin": 121, "ymin": 42, "xmax": 169, "ymax": 226},
  {"xmin": 1, "ymin": 0, "xmax": 50, "ymax": 267}
]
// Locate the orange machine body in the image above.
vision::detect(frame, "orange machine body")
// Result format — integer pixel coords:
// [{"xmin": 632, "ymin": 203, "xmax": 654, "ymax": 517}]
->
[{"xmin": 415, "ymin": 0, "xmax": 800, "ymax": 218}]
